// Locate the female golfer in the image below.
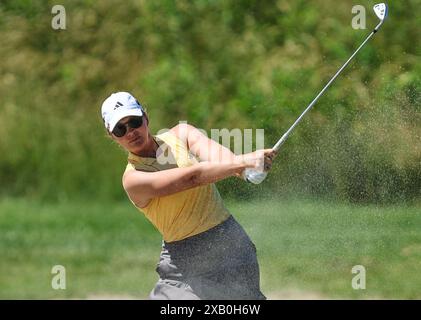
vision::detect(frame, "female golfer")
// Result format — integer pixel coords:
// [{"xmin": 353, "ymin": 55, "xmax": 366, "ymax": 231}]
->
[{"xmin": 101, "ymin": 92, "xmax": 276, "ymax": 300}]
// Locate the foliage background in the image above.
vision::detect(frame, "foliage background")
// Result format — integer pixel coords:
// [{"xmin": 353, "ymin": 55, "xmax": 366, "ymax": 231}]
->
[{"xmin": 0, "ymin": 0, "xmax": 420, "ymax": 203}]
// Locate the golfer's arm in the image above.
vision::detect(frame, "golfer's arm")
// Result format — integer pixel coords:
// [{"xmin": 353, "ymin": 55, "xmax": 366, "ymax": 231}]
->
[
  {"xmin": 171, "ymin": 124, "xmax": 237, "ymax": 163},
  {"xmin": 123, "ymin": 161, "xmax": 245, "ymax": 203}
]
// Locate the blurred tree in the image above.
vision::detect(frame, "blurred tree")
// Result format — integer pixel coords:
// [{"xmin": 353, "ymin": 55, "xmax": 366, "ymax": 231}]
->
[{"xmin": 0, "ymin": 0, "xmax": 419, "ymax": 203}]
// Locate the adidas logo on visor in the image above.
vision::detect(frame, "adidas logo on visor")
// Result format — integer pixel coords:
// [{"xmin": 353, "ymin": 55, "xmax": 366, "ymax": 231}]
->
[{"xmin": 114, "ymin": 101, "xmax": 124, "ymax": 110}]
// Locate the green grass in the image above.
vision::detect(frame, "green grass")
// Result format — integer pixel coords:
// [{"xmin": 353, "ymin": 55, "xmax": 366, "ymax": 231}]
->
[
  {"xmin": 0, "ymin": 197, "xmax": 420, "ymax": 299},
  {"xmin": 228, "ymin": 198, "xmax": 421, "ymax": 299}
]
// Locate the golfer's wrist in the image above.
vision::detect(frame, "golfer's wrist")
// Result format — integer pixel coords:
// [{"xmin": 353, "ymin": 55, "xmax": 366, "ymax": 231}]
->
[{"xmin": 232, "ymin": 163, "xmax": 249, "ymax": 180}]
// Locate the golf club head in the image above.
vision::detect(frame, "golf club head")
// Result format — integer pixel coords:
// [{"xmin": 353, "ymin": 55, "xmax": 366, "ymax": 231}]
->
[
  {"xmin": 373, "ymin": 3, "xmax": 388, "ymax": 21},
  {"xmin": 243, "ymin": 168, "xmax": 267, "ymax": 184}
]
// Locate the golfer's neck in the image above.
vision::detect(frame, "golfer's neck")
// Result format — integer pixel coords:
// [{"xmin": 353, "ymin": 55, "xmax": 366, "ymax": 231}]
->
[{"xmin": 134, "ymin": 135, "xmax": 159, "ymax": 158}]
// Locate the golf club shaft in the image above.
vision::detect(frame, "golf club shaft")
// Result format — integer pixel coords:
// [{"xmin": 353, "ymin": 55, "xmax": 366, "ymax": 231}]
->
[
  {"xmin": 273, "ymin": 28, "xmax": 379, "ymax": 152},
  {"xmin": 245, "ymin": 24, "xmax": 384, "ymax": 184}
]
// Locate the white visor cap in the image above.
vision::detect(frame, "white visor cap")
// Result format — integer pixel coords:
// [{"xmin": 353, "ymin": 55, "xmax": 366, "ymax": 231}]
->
[{"xmin": 101, "ymin": 92, "xmax": 144, "ymax": 132}]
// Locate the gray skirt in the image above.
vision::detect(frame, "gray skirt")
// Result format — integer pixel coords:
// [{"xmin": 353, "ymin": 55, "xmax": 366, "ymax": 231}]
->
[{"xmin": 149, "ymin": 215, "xmax": 266, "ymax": 300}]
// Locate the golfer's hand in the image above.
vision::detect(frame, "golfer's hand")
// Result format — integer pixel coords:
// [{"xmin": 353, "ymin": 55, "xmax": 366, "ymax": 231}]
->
[
  {"xmin": 234, "ymin": 149, "xmax": 277, "ymax": 177},
  {"xmin": 263, "ymin": 149, "xmax": 277, "ymax": 171}
]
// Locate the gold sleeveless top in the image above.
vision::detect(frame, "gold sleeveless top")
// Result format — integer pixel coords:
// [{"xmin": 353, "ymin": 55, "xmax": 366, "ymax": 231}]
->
[{"xmin": 124, "ymin": 130, "xmax": 231, "ymax": 242}]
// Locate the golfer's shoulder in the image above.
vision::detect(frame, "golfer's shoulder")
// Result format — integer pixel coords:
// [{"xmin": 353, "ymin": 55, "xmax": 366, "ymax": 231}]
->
[
  {"xmin": 170, "ymin": 123, "xmax": 203, "ymax": 147},
  {"xmin": 170, "ymin": 123, "xmax": 194, "ymax": 140},
  {"xmin": 122, "ymin": 163, "xmax": 138, "ymax": 184},
  {"xmin": 121, "ymin": 160, "xmax": 150, "ymax": 183}
]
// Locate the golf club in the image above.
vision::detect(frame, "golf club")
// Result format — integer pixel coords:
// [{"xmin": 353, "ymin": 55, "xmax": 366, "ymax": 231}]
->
[{"xmin": 244, "ymin": 3, "xmax": 389, "ymax": 184}]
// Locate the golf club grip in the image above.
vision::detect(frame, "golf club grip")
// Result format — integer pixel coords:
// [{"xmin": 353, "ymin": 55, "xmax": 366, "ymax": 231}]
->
[{"xmin": 243, "ymin": 168, "xmax": 268, "ymax": 184}]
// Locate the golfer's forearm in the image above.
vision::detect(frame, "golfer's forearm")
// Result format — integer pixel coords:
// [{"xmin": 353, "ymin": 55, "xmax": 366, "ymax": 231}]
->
[
  {"xmin": 192, "ymin": 161, "xmax": 244, "ymax": 185},
  {"xmin": 196, "ymin": 138, "xmax": 237, "ymax": 163},
  {"xmin": 185, "ymin": 125, "xmax": 237, "ymax": 163}
]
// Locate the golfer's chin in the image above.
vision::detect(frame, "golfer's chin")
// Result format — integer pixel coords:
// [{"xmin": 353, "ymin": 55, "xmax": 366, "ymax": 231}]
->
[{"xmin": 127, "ymin": 136, "xmax": 145, "ymax": 153}]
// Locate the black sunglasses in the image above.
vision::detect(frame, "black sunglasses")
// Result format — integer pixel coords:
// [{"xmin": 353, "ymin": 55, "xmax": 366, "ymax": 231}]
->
[{"xmin": 112, "ymin": 116, "xmax": 143, "ymax": 138}]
